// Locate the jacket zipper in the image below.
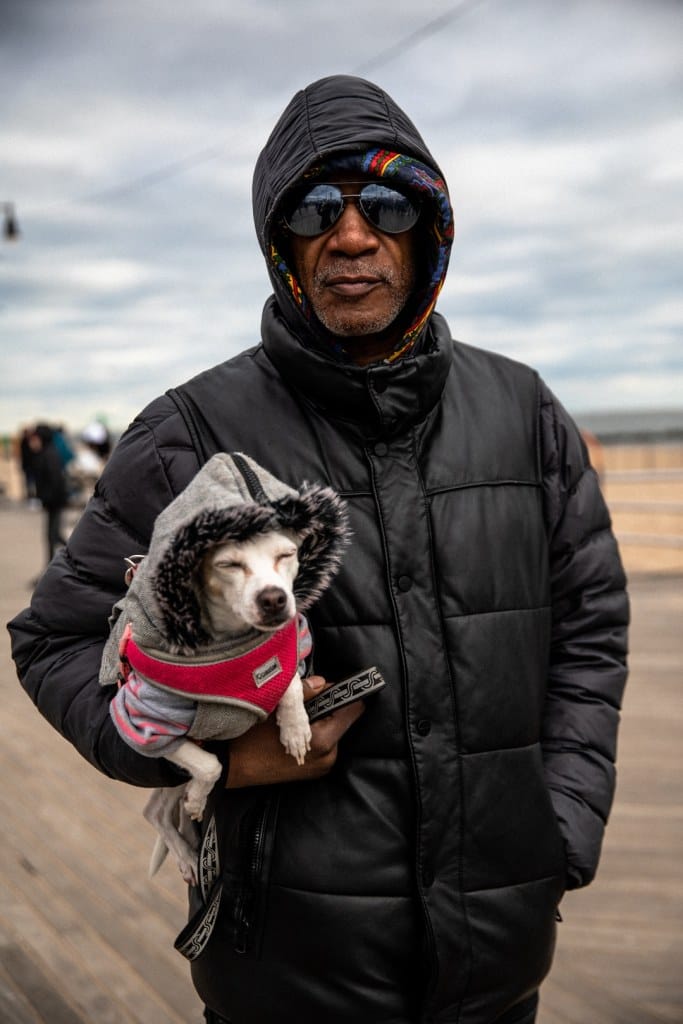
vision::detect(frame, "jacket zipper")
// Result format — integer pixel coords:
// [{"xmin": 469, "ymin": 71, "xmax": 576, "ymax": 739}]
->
[{"xmin": 234, "ymin": 800, "xmax": 269, "ymax": 954}]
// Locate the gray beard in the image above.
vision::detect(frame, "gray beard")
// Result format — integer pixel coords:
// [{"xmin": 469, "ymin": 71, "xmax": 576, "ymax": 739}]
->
[
  {"xmin": 311, "ymin": 259, "xmax": 415, "ymax": 338},
  {"xmin": 315, "ymin": 297, "xmax": 406, "ymax": 337}
]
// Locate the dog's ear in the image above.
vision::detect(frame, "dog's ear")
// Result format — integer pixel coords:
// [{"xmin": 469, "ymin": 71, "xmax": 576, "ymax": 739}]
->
[{"xmin": 157, "ymin": 557, "xmax": 209, "ymax": 650}]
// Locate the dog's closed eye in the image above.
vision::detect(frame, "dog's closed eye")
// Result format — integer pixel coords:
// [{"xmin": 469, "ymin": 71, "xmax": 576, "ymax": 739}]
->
[
  {"xmin": 212, "ymin": 549, "xmax": 295, "ymax": 573},
  {"xmin": 213, "ymin": 558, "xmax": 245, "ymax": 572}
]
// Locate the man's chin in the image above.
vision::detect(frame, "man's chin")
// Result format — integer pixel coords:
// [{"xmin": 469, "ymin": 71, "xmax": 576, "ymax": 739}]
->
[{"xmin": 318, "ymin": 310, "xmax": 401, "ymax": 340}]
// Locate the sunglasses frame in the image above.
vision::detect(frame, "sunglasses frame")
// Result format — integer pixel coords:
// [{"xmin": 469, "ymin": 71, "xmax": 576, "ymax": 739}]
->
[{"xmin": 284, "ymin": 181, "xmax": 421, "ymax": 238}]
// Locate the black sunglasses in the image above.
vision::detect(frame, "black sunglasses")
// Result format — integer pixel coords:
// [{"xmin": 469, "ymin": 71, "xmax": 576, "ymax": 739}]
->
[{"xmin": 284, "ymin": 182, "xmax": 420, "ymax": 238}]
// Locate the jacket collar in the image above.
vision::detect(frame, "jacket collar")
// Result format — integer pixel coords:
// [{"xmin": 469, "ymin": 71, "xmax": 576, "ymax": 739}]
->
[{"xmin": 261, "ymin": 298, "xmax": 453, "ymax": 441}]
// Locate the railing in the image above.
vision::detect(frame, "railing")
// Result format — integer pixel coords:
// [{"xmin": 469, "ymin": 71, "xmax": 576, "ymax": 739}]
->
[{"xmin": 601, "ymin": 456, "xmax": 683, "ymax": 572}]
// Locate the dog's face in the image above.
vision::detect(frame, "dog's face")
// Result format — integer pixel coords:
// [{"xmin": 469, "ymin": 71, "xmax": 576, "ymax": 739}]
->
[{"xmin": 197, "ymin": 529, "xmax": 300, "ymax": 637}]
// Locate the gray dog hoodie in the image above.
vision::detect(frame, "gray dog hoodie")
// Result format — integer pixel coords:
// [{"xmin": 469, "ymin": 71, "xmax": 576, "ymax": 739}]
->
[{"xmin": 99, "ymin": 452, "xmax": 350, "ymax": 755}]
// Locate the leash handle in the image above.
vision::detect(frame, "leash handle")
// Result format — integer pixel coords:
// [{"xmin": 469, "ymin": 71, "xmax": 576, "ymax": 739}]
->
[{"xmin": 305, "ymin": 666, "xmax": 386, "ymax": 722}]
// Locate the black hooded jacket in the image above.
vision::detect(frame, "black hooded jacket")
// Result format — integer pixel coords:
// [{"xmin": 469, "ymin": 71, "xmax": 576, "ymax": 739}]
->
[{"xmin": 8, "ymin": 76, "xmax": 628, "ymax": 1024}]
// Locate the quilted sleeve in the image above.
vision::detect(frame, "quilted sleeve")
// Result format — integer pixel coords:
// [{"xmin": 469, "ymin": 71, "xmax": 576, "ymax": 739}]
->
[
  {"xmin": 7, "ymin": 395, "xmax": 201, "ymax": 787},
  {"xmin": 540, "ymin": 381, "xmax": 629, "ymax": 888}
]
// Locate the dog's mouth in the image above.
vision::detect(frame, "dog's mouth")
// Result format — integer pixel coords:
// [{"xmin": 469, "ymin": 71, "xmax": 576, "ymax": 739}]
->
[{"xmin": 252, "ymin": 609, "xmax": 294, "ymax": 631}]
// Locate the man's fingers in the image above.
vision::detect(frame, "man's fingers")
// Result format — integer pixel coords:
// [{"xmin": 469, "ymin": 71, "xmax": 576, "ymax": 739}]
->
[
  {"xmin": 302, "ymin": 674, "xmax": 327, "ymax": 698},
  {"xmin": 227, "ymin": 677, "xmax": 365, "ymax": 788},
  {"xmin": 309, "ymin": 698, "xmax": 365, "ymax": 754}
]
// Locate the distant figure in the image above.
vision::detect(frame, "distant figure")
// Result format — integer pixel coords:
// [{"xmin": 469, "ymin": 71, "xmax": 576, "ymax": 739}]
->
[
  {"xmin": 67, "ymin": 420, "xmax": 112, "ymax": 507},
  {"xmin": 27, "ymin": 424, "xmax": 68, "ymax": 566},
  {"xmin": 52, "ymin": 424, "xmax": 76, "ymax": 470},
  {"xmin": 18, "ymin": 427, "xmax": 37, "ymax": 502},
  {"xmin": 81, "ymin": 419, "xmax": 112, "ymax": 461}
]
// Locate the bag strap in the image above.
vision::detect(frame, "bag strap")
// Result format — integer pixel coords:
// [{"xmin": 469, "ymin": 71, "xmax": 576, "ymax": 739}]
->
[{"xmin": 167, "ymin": 386, "xmax": 211, "ymax": 466}]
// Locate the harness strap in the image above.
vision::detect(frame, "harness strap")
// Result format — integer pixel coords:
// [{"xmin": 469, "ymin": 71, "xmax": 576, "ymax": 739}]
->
[{"xmin": 120, "ymin": 618, "xmax": 299, "ymax": 711}]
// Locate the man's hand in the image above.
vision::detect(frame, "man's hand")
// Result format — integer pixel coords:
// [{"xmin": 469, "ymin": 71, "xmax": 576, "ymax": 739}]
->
[{"xmin": 226, "ymin": 676, "xmax": 364, "ymax": 788}]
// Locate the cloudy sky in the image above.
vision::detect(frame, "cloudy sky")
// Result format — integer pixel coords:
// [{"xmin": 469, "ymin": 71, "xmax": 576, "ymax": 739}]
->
[{"xmin": 1, "ymin": 0, "xmax": 681, "ymax": 437}]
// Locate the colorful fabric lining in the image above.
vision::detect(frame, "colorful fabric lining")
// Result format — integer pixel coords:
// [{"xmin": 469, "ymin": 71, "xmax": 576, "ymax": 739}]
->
[{"xmin": 271, "ymin": 148, "xmax": 454, "ymax": 362}]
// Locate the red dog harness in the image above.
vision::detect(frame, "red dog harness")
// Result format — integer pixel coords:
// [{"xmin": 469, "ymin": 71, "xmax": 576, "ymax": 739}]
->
[{"xmin": 118, "ymin": 617, "xmax": 299, "ymax": 714}]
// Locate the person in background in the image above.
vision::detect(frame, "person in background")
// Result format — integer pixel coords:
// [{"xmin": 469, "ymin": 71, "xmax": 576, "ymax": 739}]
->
[
  {"xmin": 9, "ymin": 76, "xmax": 629, "ymax": 1024},
  {"xmin": 81, "ymin": 418, "xmax": 112, "ymax": 461},
  {"xmin": 67, "ymin": 420, "xmax": 113, "ymax": 508},
  {"xmin": 26, "ymin": 423, "xmax": 68, "ymax": 567},
  {"xmin": 18, "ymin": 426, "xmax": 37, "ymax": 502},
  {"xmin": 51, "ymin": 423, "xmax": 75, "ymax": 471}
]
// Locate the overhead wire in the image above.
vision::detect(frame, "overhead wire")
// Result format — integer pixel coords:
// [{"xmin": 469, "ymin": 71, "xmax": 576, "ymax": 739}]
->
[
  {"xmin": 80, "ymin": 143, "xmax": 229, "ymax": 204},
  {"xmin": 353, "ymin": 0, "xmax": 486, "ymax": 74},
  {"xmin": 15, "ymin": 0, "xmax": 486, "ymax": 217}
]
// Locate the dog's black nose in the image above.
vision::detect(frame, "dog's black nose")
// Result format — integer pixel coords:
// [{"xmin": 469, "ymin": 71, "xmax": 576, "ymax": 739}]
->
[{"xmin": 257, "ymin": 587, "xmax": 288, "ymax": 616}]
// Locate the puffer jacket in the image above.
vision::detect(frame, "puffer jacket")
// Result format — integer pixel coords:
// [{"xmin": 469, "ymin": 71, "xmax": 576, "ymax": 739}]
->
[{"xmin": 8, "ymin": 75, "xmax": 628, "ymax": 1024}]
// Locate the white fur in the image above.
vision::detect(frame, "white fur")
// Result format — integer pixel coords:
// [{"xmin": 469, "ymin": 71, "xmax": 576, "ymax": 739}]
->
[{"xmin": 143, "ymin": 530, "xmax": 311, "ymax": 885}]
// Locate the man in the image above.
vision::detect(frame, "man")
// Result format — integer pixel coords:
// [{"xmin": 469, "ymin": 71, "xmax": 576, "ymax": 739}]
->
[{"xmin": 9, "ymin": 75, "xmax": 628, "ymax": 1024}]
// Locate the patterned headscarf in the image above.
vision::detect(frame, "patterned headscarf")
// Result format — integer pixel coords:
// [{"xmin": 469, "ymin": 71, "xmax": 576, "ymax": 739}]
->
[{"xmin": 270, "ymin": 148, "xmax": 454, "ymax": 363}]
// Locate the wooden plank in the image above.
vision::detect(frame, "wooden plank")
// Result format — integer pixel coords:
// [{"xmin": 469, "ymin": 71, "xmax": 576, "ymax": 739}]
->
[
  {"xmin": 542, "ymin": 959, "xmax": 674, "ymax": 1024},
  {"xmin": 0, "ymin": 937, "xmax": 85, "ymax": 1024},
  {"xmin": 0, "ymin": 796, "xmax": 199, "ymax": 1024},
  {"xmin": 537, "ymin": 573, "xmax": 683, "ymax": 1024},
  {"xmin": 0, "ymin": 959, "xmax": 46, "ymax": 1024},
  {"xmin": 0, "ymin": 851, "xmax": 170, "ymax": 1024}
]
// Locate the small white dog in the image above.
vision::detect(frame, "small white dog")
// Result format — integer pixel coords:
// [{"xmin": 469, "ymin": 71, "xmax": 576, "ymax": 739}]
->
[
  {"xmin": 100, "ymin": 452, "xmax": 350, "ymax": 887},
  {"xmin": 140, "ymin": 529, "xmax": 311, "ymax": 884}
]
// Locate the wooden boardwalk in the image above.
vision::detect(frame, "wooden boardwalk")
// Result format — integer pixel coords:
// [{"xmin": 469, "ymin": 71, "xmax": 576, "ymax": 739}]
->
[{"xmin": 0, "ymin": 500, "xmax": 681, "ymax": 1023}]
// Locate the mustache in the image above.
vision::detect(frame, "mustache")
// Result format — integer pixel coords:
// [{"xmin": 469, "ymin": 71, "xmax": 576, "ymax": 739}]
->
[{"xmin": 313, "ymin": 260, "xmax": 396, "ymax": 286}]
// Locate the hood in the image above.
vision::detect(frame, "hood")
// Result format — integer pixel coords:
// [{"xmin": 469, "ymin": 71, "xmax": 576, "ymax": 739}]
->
[
  {"xmin": 134, "ymin": 452, "xmax": 350, "ymax": 650},
  {"xmin": 252, "ymin": 74, "xmax": 454, "ymax": 359}
]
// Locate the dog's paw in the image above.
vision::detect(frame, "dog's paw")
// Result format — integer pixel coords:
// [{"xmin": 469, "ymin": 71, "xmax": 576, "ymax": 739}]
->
[
  {"xmin": 280, "ymin": 720, "xmax": 312, "ymax": 766},
  {"xmin": 183, "ymin": 782, "xmax": 210, "ymax": 822},
  {"xmin": 179, "ymin": 758, "xmax": 222, "ymax": 822},
  {"xmin": 177, "ymin": 853, "xmax": 199, "ymax": 887},
  {"xmin": 277, "ymin": 694, "xmax": 312, "ymax": 766}
]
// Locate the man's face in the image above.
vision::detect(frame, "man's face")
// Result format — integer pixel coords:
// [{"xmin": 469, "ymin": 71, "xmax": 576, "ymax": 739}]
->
[{"xmin": 288, "ymin": 177, "xmax": 417, "ymax": 362}]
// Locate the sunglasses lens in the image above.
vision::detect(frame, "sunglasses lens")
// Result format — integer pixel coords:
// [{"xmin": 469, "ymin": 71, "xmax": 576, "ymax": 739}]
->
[
  {"xmin": 286, "ymin": 184, "xmax": 343, "ymax": 237},
  {"xmin": 359, "ymin": 184, "xmax": 419, "ymax": 234},
  {"xmin": 285, "ymin": 183, "xmax": 420, "ymax": 237}
]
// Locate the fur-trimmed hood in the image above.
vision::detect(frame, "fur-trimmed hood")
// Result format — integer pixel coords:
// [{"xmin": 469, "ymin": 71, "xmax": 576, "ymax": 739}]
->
[{"xmin": 101, "ymin": 452, "xmax": 350, "ymax": 666}]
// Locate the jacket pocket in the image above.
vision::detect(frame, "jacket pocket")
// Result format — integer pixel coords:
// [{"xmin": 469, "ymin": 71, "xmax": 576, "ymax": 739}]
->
[
  {"xmin": 229, "ymin": 793, "xmax": 279, "ymax": 958},
  {"xmin": 176, "ymin": 790, "xmax": 279, "ymax": 962},
  {"xmin": 462, "ymin": 744, "xmax": 569, "ymax": 893}
]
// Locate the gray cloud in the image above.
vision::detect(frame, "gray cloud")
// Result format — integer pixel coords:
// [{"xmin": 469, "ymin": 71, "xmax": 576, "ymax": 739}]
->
[{"xmin": 1, "ymin": 0, "xmax": 682, "ymax": 433}]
